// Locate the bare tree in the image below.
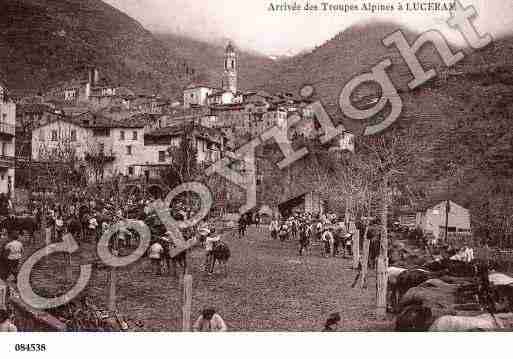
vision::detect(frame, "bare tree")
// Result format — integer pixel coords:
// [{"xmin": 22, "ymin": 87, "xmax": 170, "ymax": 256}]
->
[
  {"xmin": 84, "ymin": 143, "xmax": 114, "ymax": 183},
  {"xmin": 359, "ymin": 128, "xmax": 430, "ymax": 319},
  {"xmin": 163, "ymin": 127, "xmax": 199, "ymax": 189},
  {"xmin": 37, "ymin": 138, "xmax": 85, "ymax": 203}
]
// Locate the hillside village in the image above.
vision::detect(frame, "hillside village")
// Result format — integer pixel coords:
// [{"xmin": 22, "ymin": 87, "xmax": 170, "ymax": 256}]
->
[{"xmin": 2, "ymin": 42, "xmax": 354, "ymax": 215}]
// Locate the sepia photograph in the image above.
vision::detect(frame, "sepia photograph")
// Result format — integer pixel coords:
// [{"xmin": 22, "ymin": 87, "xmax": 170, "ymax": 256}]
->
[{"xmin": 0, "ymin": 0, "xmax": 513, "ymax": 352}]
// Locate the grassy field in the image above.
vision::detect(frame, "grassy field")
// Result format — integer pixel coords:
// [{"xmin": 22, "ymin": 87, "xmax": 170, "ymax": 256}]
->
[{"xmin": 26, "ymin": 226, "xmax": 394, "ymax": 331}]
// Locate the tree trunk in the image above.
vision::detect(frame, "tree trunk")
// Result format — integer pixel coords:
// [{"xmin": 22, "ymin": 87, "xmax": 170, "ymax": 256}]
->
[
  {"xmin": 351, "ymin": 221, "xmax": 360, "ymax": 269},
  {"xmin": 345, "ymin": 196, "xmax": 351, "ymax": 223},
  {"xmin": 376, "ymin": 180, "xmax": 389, "ymax": 320},
  {"xmin": 66, "ymin": 252, "xmax": 73, "ymax": 283},
  {"xmin": 359, "ymin": 223, "xmax": 370, "ymax": 289},
  {"xmin": 108, "ymin": 267, "xmax": 117, "ymax": 312}
]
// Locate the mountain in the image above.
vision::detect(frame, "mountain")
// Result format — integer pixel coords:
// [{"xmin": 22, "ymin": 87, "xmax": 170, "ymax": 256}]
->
[
  {"xmin": 0, "ymin": 0, "xmax": 202, "ymax": 97},
  {"xmin": 155, "ymin": 33, "xmax": 277, "ymax": 92},
  {"xmin": 253, "ymin": 21, "xmax": 513, "ymax": 237},
  {"xmin": 253, "ymin": 21, "xmax": 452, "ymax": 134}
]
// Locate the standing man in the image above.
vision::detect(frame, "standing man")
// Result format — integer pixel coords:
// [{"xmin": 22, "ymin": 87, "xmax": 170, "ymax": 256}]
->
[
  {"xmin": 237, "ymin": 215, "xmax": 246, "ymax": 238},
  {"xmin": 204, "ymin": 228, "xmax": 220, "ymax": 274},
  {"xmin": 148, "ymin": 240, "xmax": 164, "ymax": 276},
  {"xmin": 3, "ymin": 232, "xmax": 23, "ymax": 283},
  {"xmin": 298, "ymin": 223, "xmax": 310, "ymax": 257},
  {"xmin": 278, "ymin": 222, "xmax": 288, "ymax": 242},
  {"xmin": 254, "ymin": 213, "xmax": 260, "ymax": 232},
  {"xmin": 321, "ymin": 228, "xmax": 334, "ymax": 258},
  {"xmin": 269, "ymin": 218, "xmax": 278, "ymax": 240},
  {"xmin": 161, "ymin": 235, "xmax": 174, "ymax": 277}
]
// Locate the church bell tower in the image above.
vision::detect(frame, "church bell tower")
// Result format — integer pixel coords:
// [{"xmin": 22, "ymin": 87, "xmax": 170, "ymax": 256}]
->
[{"xmin": 222, "ymin": 42, "xmax": 238, "ymax": 93}]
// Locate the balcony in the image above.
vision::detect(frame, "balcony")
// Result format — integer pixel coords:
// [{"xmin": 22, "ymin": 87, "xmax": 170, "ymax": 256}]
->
[
  {"xmin": 0, "ymin": 154, "xmax": 15, "ymax": 169},
  {"xmin": 0, "ymin": 122, "xmax": 15, "ymax": 137}
]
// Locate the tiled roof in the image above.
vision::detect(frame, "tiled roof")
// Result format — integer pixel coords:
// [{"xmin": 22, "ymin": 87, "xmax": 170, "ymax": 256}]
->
[
  {"xmin": 185, "ymin": 83, "xmax": 214, "ymax": 90},
  {"xmin": 399, "ymin": 199, "xmax": 467, "ymax": 214},
  {"xmin": 72, "ymin": 111, "xmax": 149, "ymax": 129},
  {"xmin": 165, "ymin": 106, "xmax": 210, "ymax": 119},
  {"xmin": 146, "ymin": 123, "xmax": 223, "ymax": 143},
  {"xmin": 207, "ymin": 90, "xmax": 229, "ymax": 98}
]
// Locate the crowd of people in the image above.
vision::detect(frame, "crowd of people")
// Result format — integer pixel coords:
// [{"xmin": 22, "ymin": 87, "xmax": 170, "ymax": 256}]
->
[
  {"xmin": 0, "ymin": 188, "xmax": 424, "ymax": 332},
  {"xmin": 239, "ymin": 211, "xmax": 358, "ymax": 258}
]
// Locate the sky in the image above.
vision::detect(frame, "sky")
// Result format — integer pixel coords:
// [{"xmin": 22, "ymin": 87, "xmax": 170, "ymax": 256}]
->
[{"xmin": 104, "ymin": 0, "xmax": 513, "ymax": 56}]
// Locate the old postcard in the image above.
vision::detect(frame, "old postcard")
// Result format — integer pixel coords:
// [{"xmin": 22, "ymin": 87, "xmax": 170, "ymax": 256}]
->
[{"xmin": 0, "ymin": 0, "xmax": 513, "ymax": 356}]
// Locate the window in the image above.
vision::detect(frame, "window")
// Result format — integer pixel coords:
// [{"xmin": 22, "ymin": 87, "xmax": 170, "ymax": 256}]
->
[
  {"xmin": 128, "ymin": 166, "xmax": 134, "ymax": 176},
  {"xmin": 39, "ymin": 129, "xmax": 45, "ymax": 141},
  {"xmin": 132, "ymin": 131, "xmax": 138, "ymax": 140},
  {"xmin": 2, "ymin": 114, "xmax": 6, "ymax": 123},
  {"xmin": 99, "ymin": 143, "xmax": 105, "ymax": 153},
  {"xmin": 126, "ymin": 145, "xmax": 132, "ymax": 155},
  {"xmin": 51, "ymin": 130, "xmax": 58, "ymax": 141},
  {"xmin": 119, "ymin": 130, "xmax": 125, "ymax": 140},
  {"xmin": 158, "ymin": 151, "xmax": 166, "ymax": 163},
  {"xmin": 71, "ymin": 130, "xmax": 77, "ymax": 142},
  {"xmin": 1, "ymin": 142, "xmax": 5, "ymax": 156}
]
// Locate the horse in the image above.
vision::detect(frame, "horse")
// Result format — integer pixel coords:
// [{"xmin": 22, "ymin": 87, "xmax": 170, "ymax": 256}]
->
[
  {"xmin": 430, "ymin": 312, "xmax": 513, "ymax": 331},
  {"xmin": 392, "ymin": 268, "xmax": 440, "ymax": 312},
  {"xmin": 395, "ymin": 303, "xmax": 433, "ymax": 331},
  {"xmin": 209, "ymin": 241, "xmax": 230, "ymax": 276}
]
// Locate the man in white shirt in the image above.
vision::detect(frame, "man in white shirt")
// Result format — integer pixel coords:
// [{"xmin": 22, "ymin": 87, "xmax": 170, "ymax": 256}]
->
[
  {"xmin": 88, "ymin": 216, "xmax": 98, "ymax": 242},
  {"xmin": 148, "ymin": 241, "xmax": 164, "ymax": 275},
  {"xmin": 321, "ymin": 229, "xmax": 334, "ymax": 257},
  {"xmin": 4, "ymin": 235, "xmax": 23, "ymax": 282}
]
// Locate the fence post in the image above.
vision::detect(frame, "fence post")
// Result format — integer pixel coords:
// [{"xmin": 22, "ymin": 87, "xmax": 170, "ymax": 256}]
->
[
  {"xmin": 108, "ymin": 267, "xmax": 117, "ymax": 312},
  {"xmin": 0, "ymin": 279, "xmax": 7, "ymax": 311},
  {"xmin": 182, "ymin": 274, "xmax": 193, "ymax": 331},
  {"xmin": 376, "ymin": 256, "xmax": 388, "ymax": 320}
]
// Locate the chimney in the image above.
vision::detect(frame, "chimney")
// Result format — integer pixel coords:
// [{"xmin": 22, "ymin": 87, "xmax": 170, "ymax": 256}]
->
[{"xmin": 93, "ymin": 68, "xmax": 100, "ymax": 86}]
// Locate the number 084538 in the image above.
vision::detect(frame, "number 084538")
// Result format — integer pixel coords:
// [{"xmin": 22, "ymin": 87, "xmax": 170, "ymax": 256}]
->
[{"xmin": 14, "ymin": 344, "xmax": 47, "ymax": 352}]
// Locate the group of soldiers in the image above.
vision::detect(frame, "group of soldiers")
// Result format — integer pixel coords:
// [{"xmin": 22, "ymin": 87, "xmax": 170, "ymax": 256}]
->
[{"xmin": 268, "ymin": 213, "xmax": 354, "ymax": 257}]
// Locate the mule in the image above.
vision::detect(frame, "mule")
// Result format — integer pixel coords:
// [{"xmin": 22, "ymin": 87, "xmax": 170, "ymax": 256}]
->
[{"xmin": 209, "ymin": 241, "xmax": 230, "ymax": 276}]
